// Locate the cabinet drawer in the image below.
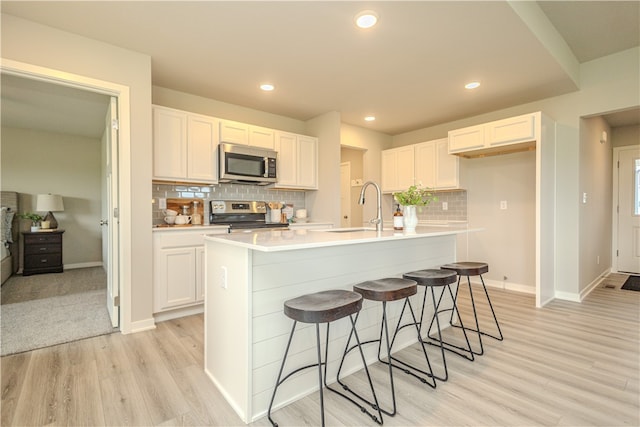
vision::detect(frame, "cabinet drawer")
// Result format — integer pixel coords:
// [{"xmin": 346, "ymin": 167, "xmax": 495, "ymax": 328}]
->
[
  {"xmin": 24, "ymin": 234, "xmax": 61, "ymax": 245},
  {"xmin": 25, "ymin": 243, "xmax": 61, "ymax": 255},
  {"xmin": 24, "ymin": 253, "xmax": 62, "ymax": 269}
]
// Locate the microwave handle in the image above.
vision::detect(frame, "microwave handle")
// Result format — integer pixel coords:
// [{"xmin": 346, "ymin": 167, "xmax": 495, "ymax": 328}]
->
[{"xmin": 263, "ymin": 157, "xmax": 269, "ymax": 178}]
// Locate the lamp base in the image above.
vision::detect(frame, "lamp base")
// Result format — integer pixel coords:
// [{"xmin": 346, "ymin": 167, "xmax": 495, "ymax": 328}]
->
[{"xmin": 43, "ymin": 211, "xmax": 58, "ymax": 229}]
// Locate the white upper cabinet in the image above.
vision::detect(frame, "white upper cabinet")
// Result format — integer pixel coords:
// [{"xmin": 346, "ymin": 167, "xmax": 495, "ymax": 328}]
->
[
  {"xmin": 381, "ymin": 146, "xmax": 415, "ymax": 193},
  {"xmin": 273, "ymin": 132, "xmax": 318, "ymax": 190},
  {"xmin": 448, "ymin": 112, "xmax": 538, "ymax": 157},
  {"xmin": 249, "ymin": 125, "xmax": 276, "ymax": 149},
  {"xmin": 187, "ymin": 114, "xmax": 218, "ymax": 182},
  {"xmin": 219, "ymin": 119, "xmax": 249, "ymax": 145},
  {"xmin": 153, "ymin": 107, "xmax": 188, "ymax": 179},
  {"xmin": 415, "ymin": 138, "xmax": 459, "ymax": 189},
  {"xmin": 153, "ymin": 106, "xmax": 218, "ymax": 183},
  {"xmin": 219, "ymin": 120, "xmax": 275, "ymax": 149}
]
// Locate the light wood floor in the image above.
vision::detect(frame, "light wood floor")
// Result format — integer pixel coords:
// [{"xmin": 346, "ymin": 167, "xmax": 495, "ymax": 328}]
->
[{"xmin": 2, "ymin": 275, "xmax": 638, "ymax": 426}]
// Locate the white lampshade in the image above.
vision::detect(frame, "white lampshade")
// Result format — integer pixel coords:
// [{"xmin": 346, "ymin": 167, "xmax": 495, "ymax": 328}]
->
[{"xmin": 36, "ymin": 194, "xmax": 64, "ymax": 212}]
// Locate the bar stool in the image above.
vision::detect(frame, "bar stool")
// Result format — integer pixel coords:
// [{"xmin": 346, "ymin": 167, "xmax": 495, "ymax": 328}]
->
[
  {"xmin": 335, "ymin": 277, "xmax": 434, "ymax": 417},
  {"xmin": 440, "ymin": 262, "xmax": 504, "ymax": 356},
  {"xmin": 402, "ymin": 269, "xmax": 474, "ymax": 382},
  {"xmin": 267, "ymin": 289, "xmax": 383, "ymax": 427}
]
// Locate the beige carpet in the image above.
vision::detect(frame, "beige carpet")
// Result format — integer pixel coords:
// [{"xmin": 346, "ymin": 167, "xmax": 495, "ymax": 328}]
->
[{"xmin": 0, "ymin": 267, "xmax": 116, "ymax": 356}]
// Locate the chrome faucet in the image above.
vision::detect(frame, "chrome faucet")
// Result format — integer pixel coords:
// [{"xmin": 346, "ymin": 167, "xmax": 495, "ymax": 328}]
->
[{"xmin": 358, "ymin": 181, "xmax": 383, "ymax": 232}]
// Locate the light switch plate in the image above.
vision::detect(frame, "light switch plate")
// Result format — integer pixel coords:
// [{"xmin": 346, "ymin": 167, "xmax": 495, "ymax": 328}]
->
[{"xmin": 500, "ymin": 201, "xmax": 507, "ymax": 210}]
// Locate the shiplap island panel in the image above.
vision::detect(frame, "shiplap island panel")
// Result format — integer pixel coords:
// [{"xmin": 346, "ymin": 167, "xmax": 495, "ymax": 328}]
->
[{"xmin": 203, "ymin": 226, "xmax": 480, "ymax": 423}]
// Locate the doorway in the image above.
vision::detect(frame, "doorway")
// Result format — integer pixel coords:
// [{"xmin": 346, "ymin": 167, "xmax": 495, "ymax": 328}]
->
[
  {"xmin": 0, "ymin": 63, "xmax": 126, "ymax": 352},
  {"xmin": 613, "ymin": 145, "xmax": 640, "ymax": 274}
]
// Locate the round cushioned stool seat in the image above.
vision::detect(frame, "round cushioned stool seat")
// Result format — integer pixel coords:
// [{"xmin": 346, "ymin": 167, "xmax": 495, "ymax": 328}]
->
[
  {"xmin": 353, "ymin": 278, "xmax": 417, "ymax": 302},
  {"xmin": 440, "ymin": 262, "xmax": 488, "ymax": 276},
  {"xmin": 403, "ymin": 269, "xmax": 457, "ymax": 287},
  {"xmin": 284, "ymin": 290, "xmax": 363, "ymax": 324}
]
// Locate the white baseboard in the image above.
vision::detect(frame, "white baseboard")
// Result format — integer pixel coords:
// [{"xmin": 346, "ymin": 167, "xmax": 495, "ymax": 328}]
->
[
  {"xmin": 64, "ymin": 261, "xmax": 103, "ymax": 270},
  {"xmin": 553, "ymin": 291, "xmax": 581, "ymax": 302},
  {"xmin": 128, "ymin": 318, "xmax": 156, "ymax": 333},
  {"xmin": 477, "ymin": 278, "xmax": 535, "ymax": 294},
  {"xmin": 154, "ymin": 304, "xmax": 204, "ymax": 323},
  {"xmin": 580, "ymin": 268, "xmax": 612, "ymax": 300}
]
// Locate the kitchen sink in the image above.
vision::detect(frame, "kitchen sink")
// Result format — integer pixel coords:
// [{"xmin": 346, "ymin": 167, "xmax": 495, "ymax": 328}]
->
[{"xmin": 323, "ymin": 228, "xmax": 375, "ymax": 233}]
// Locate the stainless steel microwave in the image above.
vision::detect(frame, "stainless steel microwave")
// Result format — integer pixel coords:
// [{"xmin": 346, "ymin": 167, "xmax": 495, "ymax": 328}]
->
[{"xmin": 218, "ymin": 143, "xmax": 277, "ymax": 185}]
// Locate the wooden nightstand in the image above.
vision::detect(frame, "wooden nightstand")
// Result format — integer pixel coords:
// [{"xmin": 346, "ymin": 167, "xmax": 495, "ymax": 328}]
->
[{"xmin": 22, "ymin": 230, "xmax": 65, "ymax": 276}]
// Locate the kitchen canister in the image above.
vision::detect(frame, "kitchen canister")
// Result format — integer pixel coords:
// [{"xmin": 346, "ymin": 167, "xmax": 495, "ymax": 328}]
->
[{"xmin": 270, "ymin": 209, "xmax": 282, "ymax": 223}]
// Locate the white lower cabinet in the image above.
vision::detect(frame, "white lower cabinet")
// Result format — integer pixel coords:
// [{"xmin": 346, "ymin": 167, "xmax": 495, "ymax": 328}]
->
[{"xmin": 153, "ymin": 228, "xmax": 226, "ymax": 313}]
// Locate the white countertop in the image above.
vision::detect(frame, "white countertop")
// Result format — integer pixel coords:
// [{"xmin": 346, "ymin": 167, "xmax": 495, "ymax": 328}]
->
[
  {"xmin": 204, "ymin": 225, "xmax": 480, "ymax": 252},
  {"xmin": 152, "ymin": 224, "xmax": 229, "ymax": 232}
]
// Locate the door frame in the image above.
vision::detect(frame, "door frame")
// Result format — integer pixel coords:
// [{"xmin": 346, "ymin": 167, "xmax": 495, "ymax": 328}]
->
[
  {"xmin": 1, "ymin": 58, "xmax": 132, "ymax": 333},
  {"xmin": 611, "ymin": 145, "xmax": 640, "ymax": 273}
]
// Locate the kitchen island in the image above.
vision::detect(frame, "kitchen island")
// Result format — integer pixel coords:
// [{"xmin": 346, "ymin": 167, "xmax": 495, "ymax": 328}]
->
[{"xmin": 203, "ymin": 226, "xmax": 479, "ymax": 423}]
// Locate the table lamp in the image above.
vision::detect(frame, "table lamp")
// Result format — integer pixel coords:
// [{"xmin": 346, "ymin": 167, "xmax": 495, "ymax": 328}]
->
[{"xmin": 36, "ymin": 194, "xmax": 64, "ymax": 229}]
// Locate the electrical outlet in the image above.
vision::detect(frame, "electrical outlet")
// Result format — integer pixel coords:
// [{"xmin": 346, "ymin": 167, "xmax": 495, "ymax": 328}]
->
[
  {"xmin": 500, "ymin": 201, "xmax": 507, "ymax": 210},
  {"xmin": 582, "ymin": 192, "xmax": 588, "ymax": 204},
  {"xmin": 442, "ymin": 202, "xmax": 448, "ymax": 211},
  {"xmin": 159, "ymin": 198, "xmax": 167, "ymax": 209}
]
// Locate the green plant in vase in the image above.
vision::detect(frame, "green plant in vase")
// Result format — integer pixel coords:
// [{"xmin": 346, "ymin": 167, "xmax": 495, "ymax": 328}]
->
[
  {"xmin": 393, "ymin": 184, "xmax": 438, "ymax": 232},
  {"xmin": 18, "ymin": 212, "xmax": 43, "ymax": 231}
]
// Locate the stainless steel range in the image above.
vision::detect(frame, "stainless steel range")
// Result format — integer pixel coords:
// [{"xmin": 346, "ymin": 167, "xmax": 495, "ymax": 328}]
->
[{"xmin": 209, "ymin": 200, "xmax": 289, "ymax": 233}]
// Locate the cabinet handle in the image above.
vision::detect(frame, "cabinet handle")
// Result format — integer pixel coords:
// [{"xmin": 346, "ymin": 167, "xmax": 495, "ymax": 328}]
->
[
  {"xmin": 39, "ymin": 247, "xmax": 47, "ymax": 251},
  {"xmin": 40, "ymin": 259, "xmax": 48, "ymax": 263}
]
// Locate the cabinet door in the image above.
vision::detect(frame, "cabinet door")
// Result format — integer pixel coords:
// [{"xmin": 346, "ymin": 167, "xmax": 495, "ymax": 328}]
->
[
  {"xmin": 154, "ymin": 247, "xmax": 196, "ymax": 312},
  {"xmin": 153, "ymin": 107, "xmax": 187, "ymax": 179},
  {"xmin": 414, "ymin": 141, "xmax": 436, "ymax": 188},
  {"xmin": 381, "ymin": 149, "xmax": 397, "ymax": 193},
  {"xmin": 249, "ymin": 125, "xmax": 275, "ymax": 149},
  {"xmin": 448, "ymin": 124, "xmax": 484, "ymax": 153},
  {"xmin": 435, "ymin": 138, "xmax": 459, "ymax": 189},
  {"xmin": 219, "ymin": 119, "xmax": 249, "ymax": 145},
  {"xmin": 187, "ymin": 115, "xmax": 218, "ymax": 182},
  {"xmin": 195, "ymin": 246, "xmax": 205, "ymax": 302},
  {"xmin": 486, "ymin": 113, "xmax": 536, "ymax": 147},
  {"xmin": 275, "ymin": 132, "xmax": 298, "ymax": 187},
  {"xmin": 297, "ymin": 135, "xmax": 318, "ymax": 189},
  {"xmin": 396, "ymin": 146, "xmax": 415, "ymax": 191}
]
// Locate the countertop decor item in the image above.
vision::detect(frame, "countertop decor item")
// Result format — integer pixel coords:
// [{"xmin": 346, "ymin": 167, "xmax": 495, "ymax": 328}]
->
[
  {"xmin": 393, "ymin": 184, "xmax": 438, "ymax": 206},
  {"xmin": 393, "ymin": 184, "xmax": 437, "ymax": 233},
  {"xmin": 36, "ymin": 194, "xmax": 64, "ymax": 229}
]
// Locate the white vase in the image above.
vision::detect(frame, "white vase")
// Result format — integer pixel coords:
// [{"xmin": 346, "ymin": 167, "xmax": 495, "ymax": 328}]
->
[{"xmin": 403, "ymin": 205, "xmax": 418, "ymax": 232}]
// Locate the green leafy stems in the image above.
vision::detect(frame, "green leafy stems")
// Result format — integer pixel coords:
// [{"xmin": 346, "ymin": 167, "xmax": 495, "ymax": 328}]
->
[{"xmin": 393, "ymin": 184, "xmax": 438, "ymax": 206}]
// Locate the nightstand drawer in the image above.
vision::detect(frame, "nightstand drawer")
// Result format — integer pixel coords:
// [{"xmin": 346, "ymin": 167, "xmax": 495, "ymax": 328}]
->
[
  {"xmin": 24, "ymin": 243, "xmax": 61, "ymax": 255},
  {"xmin": 23, "ymin": 233, "xmax": 62, "ymax": 245},
  {"xmin": 24, "ymin": 253, "xmax": 62, "ymax": 269}
]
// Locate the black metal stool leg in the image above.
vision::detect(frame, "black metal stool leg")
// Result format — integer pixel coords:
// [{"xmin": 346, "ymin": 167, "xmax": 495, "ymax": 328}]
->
[
  {"xmin": 326, "ymin": 315, "xmax": 383, "ymax": 425},
  {"xmin": 478, "ymin": 275, "xmax": 504, "ymax": 341},
  {"xmin": 268, "ymin": 321, "xmax": 298, "ymax": 427},
  {"xmin": 316, "ymin": 323, "xmax": 325, "ymax": 427}
]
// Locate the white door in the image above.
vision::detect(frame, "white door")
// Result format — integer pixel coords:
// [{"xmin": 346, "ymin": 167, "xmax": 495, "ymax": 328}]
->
[
  {"xmin": 340, "ymin": 162, "xmax": 351, "ymax": 228},
  {"xmin": 103, "ymin": 97, "xmax": 120, "ymax": 328},
  {"xmin": 616, "ymin": 145, "xmax": 640, "ymax": 274}
]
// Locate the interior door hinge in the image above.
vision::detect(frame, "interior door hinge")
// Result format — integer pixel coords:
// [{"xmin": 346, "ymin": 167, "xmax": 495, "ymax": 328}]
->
[
  {"xmin": 616, "ymin": 250, "xmax": 619, "ymax": 257},
  {"xmin": 111, "ymin": 118, "xmax": 119, "ymax": 130},
  {"xmin": 114, "ymin": 296, "xmax": 120, "ymax": 307},
  {"xmin": 113, "ymin": 207, "xmax": 119, "ymax": 218}
]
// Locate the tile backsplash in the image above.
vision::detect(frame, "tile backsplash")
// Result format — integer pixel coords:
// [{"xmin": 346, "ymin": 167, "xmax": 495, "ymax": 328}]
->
[
  {"xmin": 387, "ymin": 189, "xmax": 467, "ymax": 222},
  {"xmin": 152, "ymin": 182, "xmax": 306, "ymax": 225}
]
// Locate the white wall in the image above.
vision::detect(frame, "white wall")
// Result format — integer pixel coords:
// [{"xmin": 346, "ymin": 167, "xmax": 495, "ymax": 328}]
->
[
  {"xmin": 579, "ymin": 117, "xmax": 613, "ymax": 292},
  {"xmin": 305, "ymin": 111, "xmax": 342, "ymax": 225},
  {"xmin": 2, "ymin": 13, "xmax": 153, "ymax": 330},
  {"xmin": 340, "ymin": 147, "xmax": 365, "ymax": 226},
  {"xmin": 153, "ymin": 86, "xmax": 306, "ymax": 135},
  {"xmin": 1, "ymin": 127, "xmax": 102, "ymax": 269},
  {"xmin": 612, "ymin": 124, "xmax": 640, "ymax": 148}
]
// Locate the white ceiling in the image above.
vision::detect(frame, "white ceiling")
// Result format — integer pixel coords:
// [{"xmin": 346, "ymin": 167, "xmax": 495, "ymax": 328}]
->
[{"xmin": 1, "ymin": 1, "xmax": 639, "ymax": 139}]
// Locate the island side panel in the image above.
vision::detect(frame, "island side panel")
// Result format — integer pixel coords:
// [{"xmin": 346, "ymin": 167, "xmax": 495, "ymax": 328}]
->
[
  {"xmin": 204, "ymin": 240, "xmax": 252, "ymax": 423},
  {"xmin": 250, "ymin": 234, "xmax": 457, "ymax": 420}
]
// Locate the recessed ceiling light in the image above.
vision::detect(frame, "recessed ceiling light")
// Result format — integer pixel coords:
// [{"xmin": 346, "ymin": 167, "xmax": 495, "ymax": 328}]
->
[
  {"xmin": 355, "ymin": 11, "xmax": 378, "ymax": 29},
  {"xmin": 465, "ymin": 81, "xmax": 481, "ymax": 89},
  {"xmin": 364, "ymin": 116, "xmax": 376, "ymax": 122},
  {"xmin": 260, "ymin": 83, "xmax": 275, "ymax": 91}
]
